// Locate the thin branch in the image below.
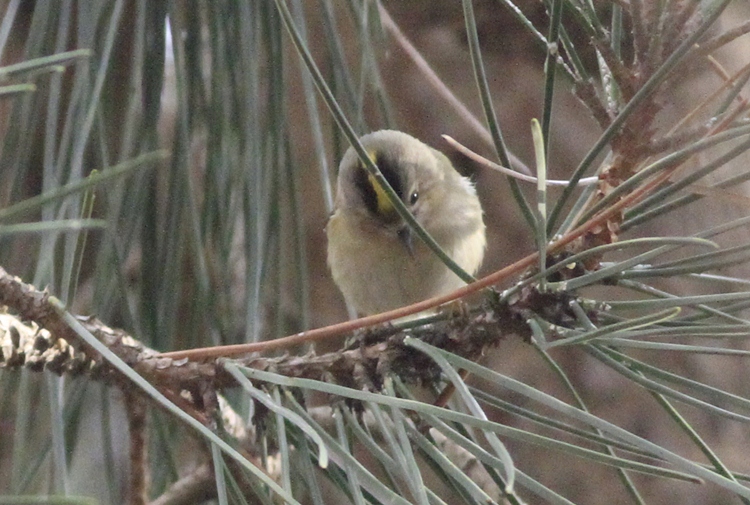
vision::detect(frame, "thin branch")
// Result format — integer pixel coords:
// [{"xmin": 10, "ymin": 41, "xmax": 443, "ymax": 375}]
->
[
  {"xmin": 442, "ymin": 135, "xmax": 598, "ymax": 186},
  {"xmin": 149, "ymin": 464, "xmax": 215, "ymax": 505},
  {"xmin": 126, "ymin": 392, "xmax": 149, "ymax": 505},
  {"xmin": 591, "ymin": 34, "xmax": 636, "ymax": 100},
  {"xmin": 158, "ymin": 153, "xmax": 679, "ymax": 361},
  {"xmin": 378, "ymin": 4, "xmax": 532, "ymax": 174},
  {"xmin": 574, "ymin": 78, "xmax": 613, "ymax": 130}
]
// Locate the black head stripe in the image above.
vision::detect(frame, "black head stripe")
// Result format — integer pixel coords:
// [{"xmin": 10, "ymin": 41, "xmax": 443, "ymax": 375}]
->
[
  {"xmin": 353, "ymin": 152, "xmax": 405, "ymax": 218},
  {"xmin": 377, "ymin": 154, "xmax": 404, "ymax": 201},
  {"xmin": 354, "ymin": 162, "xmax": 379, "ymax": 215}
]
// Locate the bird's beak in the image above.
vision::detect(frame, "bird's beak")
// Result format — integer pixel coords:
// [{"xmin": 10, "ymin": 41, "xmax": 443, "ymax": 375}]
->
[{"xmin": 397, "ymin": 226, "xmax": 415, "ymax": 257}]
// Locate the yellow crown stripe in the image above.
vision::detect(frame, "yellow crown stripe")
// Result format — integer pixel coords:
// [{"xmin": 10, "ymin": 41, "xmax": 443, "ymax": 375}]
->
[
  {"xmin": 364, "ymin": 150, "xmax": 396, "ymax": 216},
  {"xmin": 368, "ymin": 173, "xmax": 395, "ymax": 215}
]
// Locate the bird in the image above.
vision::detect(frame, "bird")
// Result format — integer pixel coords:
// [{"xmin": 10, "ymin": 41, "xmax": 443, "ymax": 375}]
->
[{"xmin": 326, "ymin": 130, "xmax": 486, "ymax": 316}]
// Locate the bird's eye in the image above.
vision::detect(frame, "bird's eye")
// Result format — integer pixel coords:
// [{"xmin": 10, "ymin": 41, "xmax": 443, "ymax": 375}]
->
[{"xmin": 409, "ymin": 191, "xmax": 419, "ymax": 205}]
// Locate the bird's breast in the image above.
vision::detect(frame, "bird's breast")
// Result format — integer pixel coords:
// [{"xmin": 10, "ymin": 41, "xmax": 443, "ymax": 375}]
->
[{"xmin": 327, "ymin": 212, "xmax": 476, "ymax": 315}]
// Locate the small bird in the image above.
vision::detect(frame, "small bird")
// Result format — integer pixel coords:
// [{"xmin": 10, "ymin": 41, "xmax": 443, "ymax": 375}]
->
[{"xmin": 326, "ymin": 130, "xmax": 486, "ymax": 316}]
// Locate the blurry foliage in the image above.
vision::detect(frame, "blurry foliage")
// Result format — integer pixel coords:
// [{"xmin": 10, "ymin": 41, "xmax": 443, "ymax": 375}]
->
[{"xmin": 2, "ymin": 1, "xmax": 750, "ymax": 505}]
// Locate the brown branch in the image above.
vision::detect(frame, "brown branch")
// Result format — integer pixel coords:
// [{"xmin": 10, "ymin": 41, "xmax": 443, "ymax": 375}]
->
[
  {"xmin": 0, "ymin": 262, "xmax": 534, "ymax": 398},
  {"xmin": 662, "ymin": 0, "xmax": 700, "ymax": 60},
  {"xmin": 126, "ymin": 392, "xmax": 149, "ymax": 505},
  {"xmin": 149, "ymin": 464, "xmax": 215, "ymax": 505},
  {"xmin": 0, "ymin": 273, "xmax": 273, "ymax": 504},
  {"xmin": 630, "ymin": 0, "xmax": 651, "ymax": 68},
  {"xmin": 0, "ymin": 267, "xmax": 221, "ymax": 420},
  {"xmin": 156, "ymin": 150, "xmax": 679, "ymax": 363},
  {"xmin": 574, "ymin": 79, "xmax": 613, "ymax": 130},
  {"xmin": 0, "ymin": 269, "xmax": 96, "ymax": 360},
  {"xmin": 1, "ymin": 129, "xmax": 685, "ymax": 381},
  {"xmin": 591, "ymin": 35, "xmax": 636, "ymax": 100},
  {"xmin": 0, "ymin": 141, "xmax": 702, "ymax": 502}
]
